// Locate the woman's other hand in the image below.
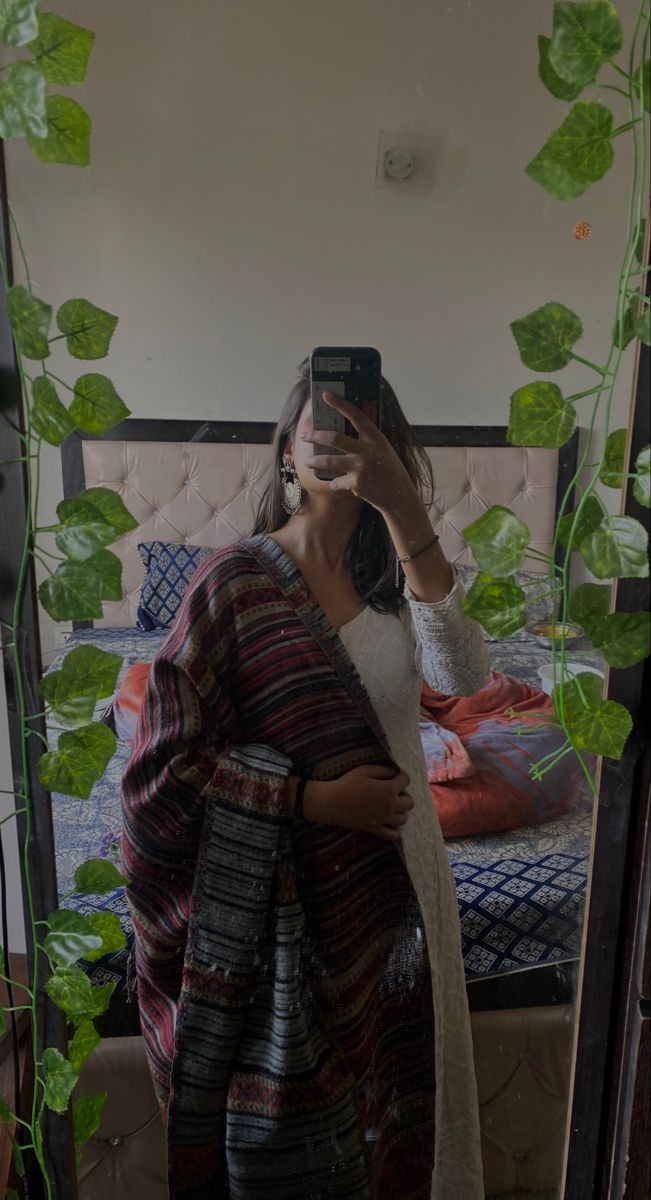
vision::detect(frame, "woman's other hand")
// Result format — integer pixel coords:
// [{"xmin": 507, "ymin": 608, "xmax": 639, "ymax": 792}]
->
[{"xmin": 290, "ymin": 765, "xmax": 414, "ymax": 842}]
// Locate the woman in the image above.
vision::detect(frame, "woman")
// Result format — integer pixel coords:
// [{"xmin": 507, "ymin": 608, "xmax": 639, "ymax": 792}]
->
[{"xmin": 121, "ymin": 359, "xmax": 490, "ymax": 1200}]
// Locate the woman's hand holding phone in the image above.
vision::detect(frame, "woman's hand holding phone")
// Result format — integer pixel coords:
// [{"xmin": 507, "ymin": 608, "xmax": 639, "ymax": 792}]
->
[{"xmin": 302, "ymin": 391, "xmax": 419, "ymax": 516}]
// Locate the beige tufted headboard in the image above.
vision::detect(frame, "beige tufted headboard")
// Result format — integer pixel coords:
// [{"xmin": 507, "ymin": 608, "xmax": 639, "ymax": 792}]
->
[{"xmin": 61, "ymin": 420, "xmax": 578, "ymax": 627}]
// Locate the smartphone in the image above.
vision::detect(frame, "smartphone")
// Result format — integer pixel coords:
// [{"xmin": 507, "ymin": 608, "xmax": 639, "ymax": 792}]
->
[{"xmin": 310, "ymin": 346, "xmax": 382, "ymax": 481}]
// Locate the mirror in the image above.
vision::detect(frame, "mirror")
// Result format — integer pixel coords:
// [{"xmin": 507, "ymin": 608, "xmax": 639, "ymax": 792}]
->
[{"xmin": 1, "ymin": 1, "xmax": 647, "ymax": 1198}]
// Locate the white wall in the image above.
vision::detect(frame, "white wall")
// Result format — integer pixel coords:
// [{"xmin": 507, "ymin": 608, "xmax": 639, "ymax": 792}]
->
[{"xmin": 1, "ymin": 0, "xmax": 645, "ymax": 946}]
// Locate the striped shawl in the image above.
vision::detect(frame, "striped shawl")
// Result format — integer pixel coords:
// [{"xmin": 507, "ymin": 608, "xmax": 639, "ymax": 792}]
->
[{"xmin": 120, "ymin": 533, "xmax": 436, "ymax": 1199}]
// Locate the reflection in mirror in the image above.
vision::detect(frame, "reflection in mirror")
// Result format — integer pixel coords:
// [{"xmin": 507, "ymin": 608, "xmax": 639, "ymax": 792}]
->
[{"xmin": 1, "ymin": 0, "xmax": 646, "ymax": 1198}]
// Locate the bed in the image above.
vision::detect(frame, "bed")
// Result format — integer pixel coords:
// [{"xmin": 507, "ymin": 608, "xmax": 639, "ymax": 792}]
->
[{"xmin": 53, "ymin": 418, "xmax": 602, "ymax": 1194}]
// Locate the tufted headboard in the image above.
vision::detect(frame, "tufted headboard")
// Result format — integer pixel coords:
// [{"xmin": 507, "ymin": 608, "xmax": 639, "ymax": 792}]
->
[{"xmin": 61, "ymin": 419, "xmax": 578, "ymax": 628}]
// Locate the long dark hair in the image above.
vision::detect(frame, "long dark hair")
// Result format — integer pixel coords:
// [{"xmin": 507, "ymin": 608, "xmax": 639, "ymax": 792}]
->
[{"xmin": 251, "ymin": 358, "xmax": 434, "ymax": 615}]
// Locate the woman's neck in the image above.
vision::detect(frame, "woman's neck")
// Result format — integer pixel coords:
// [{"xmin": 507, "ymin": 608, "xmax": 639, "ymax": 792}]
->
[{"xmin": 273, "ymin": 498, "xmax": 361, "ymax": 571}]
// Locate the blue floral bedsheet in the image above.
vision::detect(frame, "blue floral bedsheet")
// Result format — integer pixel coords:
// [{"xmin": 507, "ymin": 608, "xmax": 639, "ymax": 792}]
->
[{"xmin": 46, "ymin": 626, "xmax": 602, "ymax": 992}]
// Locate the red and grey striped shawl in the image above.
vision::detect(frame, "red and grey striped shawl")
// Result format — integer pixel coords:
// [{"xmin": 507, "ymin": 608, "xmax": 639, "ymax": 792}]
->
[{"xmin": 120, "ymin": 533, "xmax": 436, "ymax": 1199}]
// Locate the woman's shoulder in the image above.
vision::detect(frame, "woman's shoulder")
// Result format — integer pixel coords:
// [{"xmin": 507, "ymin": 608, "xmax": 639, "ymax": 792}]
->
[{"xmin": 185, "ymin": 538, "xmax": 265, "ymax": 594}]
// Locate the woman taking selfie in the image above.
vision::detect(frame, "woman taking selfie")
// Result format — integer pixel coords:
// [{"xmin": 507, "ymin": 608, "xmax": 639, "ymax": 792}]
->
[{"xmin": 121, "ymin": 355, "xmax": 491, "ymax": 1200}]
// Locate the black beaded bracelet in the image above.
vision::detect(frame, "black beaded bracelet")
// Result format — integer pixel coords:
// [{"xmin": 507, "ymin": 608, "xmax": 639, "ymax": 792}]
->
[{"xmin": 294, "ymin": 776, "xmax": 308, "ymax": 820}]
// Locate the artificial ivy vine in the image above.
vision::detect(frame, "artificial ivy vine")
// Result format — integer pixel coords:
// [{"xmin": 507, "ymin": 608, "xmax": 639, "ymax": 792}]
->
[
  {"xmin": 461, "ymin": 0, "xmax": 650, "ymax": 790},
  {"xmin": 0, "ymin": 6, "xmax": 134, "ymax": 1195},
  {"xmin": 0, "ymin": 2, "xmax": 649, "ymax": 1197}
]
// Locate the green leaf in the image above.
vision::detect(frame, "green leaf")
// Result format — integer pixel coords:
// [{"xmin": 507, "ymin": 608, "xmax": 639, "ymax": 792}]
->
[
  {"xmin": 6, "ymin": 284, "xmax": 51, "ymax": 360},
  {"xmin": 42, "ymin": 1047, "xmax": 78, "ymax": 1114},
  {"xmin": 74, "ymin": 857, "xmax": 128, "ymax": 894},
  {"xmin": 26, "ymin": 94, "xmax": 91, "ymax": 166},
  {"xmin": 508, "ymin": 381, "xmax": 576, "ymax": 447},
  {"xmin": 46, "ymin": 965, "xmax": 115, "ymax": 1022},
  {"xmin": 548, "ymin": 2, "xmax": 623, "ymax": 88},
  {"xmin": 0, "ymin": 0, "xmax": 39, "ymax": 46},
  {"xmin": 87, "ymin": 548, "xmax": 123, "ymax": 600},
  {"xmin": 6, "ymin": 1189, "xmax": 19, "ymax": 1200},
  {"xmin": 511, "ymin": 302, "xmax": 583, "ymax": 372},
  {"xmin": 557, "ymin": 494, "xmax": 603, "ymax": 549},
  {"xmin": 599, "ymin": 428, "xmax": 627, "ymax": 488},
  {"xmin": 10, "ymin": 1135, "xmax": 24, "ymax": 1177},
  {"xmin": 38, "ymin": 548, "xmax": 122, "ymax": 620},
  {"xmin": 48, "ymin": 908, "xmax": 92, "ymax": 933},
  {"xmin": 633, "ymin": 445, "xmax": 650, "ymax": 507},
  {"xmin": 463, "ymin": 506, "xmax": 531, "ymax": 576},
  {"xmin": 538, "ymin": 34, "xmax": 584, "ymax": 100},
  {"xmin": 0, "ymin": 1092, "xmax": 12, "ymax": 1122},
  {"xmin": 68, "ymin": 1019, "xmax": 100, "ymax": 1073},
  {"xmin": 54, "ymin": 486, "xmax": 138, "ymax": 564},
  {"xmin": 73, "ymin": 1092, "xmax": 106, "ymax": 1147},
  {"xmin": 57, "ymin": 301, "xmax": 118, "ymax": 361},
  {"xmin": 612, "ymin": 303, "xmax": 639, "ymax": 350},
  {"xmin": 38, "ymin": 721, "xmax": 116, "ymax": 800},
  {"xmin": 525, "ymin": 101, "xmax": 614, "ymax": 200},
  {"xmin": 555, "ymin": 673, "xmax": 632, "ymax": 758},
  {"xmin": 590, "ymin": 611, "xmax": 651, "ymax": 668},
  {"xmin": 83, "ymin": 911, "xmax": 127, "ymax": 961},
  {"xmin": 568, "ymin": 581, "xmax": 611, "ymax": 632},
  {"xmin": 54, "ymin": 497, "xmax": 116, "ymax": 562},
  {"xmin": 553, "ymin": 670, "xmax": 603, "ymax": 719},
  {"xmin": 81, "ymin": 487, "xmax": 137, "ymax": 536},
  {"xmin": 39, "ymin": 561, "xmax": 102, "ymax": 621},
  {"xmin": 0, "ymin": 59, "xmax": 46, "ymax": 139},
  {"xmin": 580, "ymin": 515, "xmax": 649, "ymax": 579},
  {"xmin": 462, "ymin": 573, "xmax": 527, "ymax": 638},
  {"xmin": 28, "ymin": 12, "xmax": 95, "ymax": 85},
  {"xmin": 31, "ymin": 376, "xmax": 75, "ymax": 446},
  {"xmin": 39, "ymin": 644, "xmax": 121, "ymax": 729},
  {"xmin": 69, "ymin": 374, "xmax": 129, "ymax": 432},
  {"xmin": 44, "ymin": 915, "xmax": 102, "ymax": 968}
]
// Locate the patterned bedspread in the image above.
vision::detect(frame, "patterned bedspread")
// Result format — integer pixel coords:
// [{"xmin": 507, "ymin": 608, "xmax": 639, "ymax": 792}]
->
[{"xmin": 47, "ymin": 626, "xmax": 602, "ymax": 993}]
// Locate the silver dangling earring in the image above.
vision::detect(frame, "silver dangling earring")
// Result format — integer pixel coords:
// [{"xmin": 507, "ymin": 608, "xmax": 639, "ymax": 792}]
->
[{"xmin": 281, "ymin": 457, "xmax": 302, "ymax": 515}]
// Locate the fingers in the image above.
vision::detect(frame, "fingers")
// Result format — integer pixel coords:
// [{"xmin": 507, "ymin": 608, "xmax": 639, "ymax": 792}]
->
[
  {"xmin": 377, "ymin": 826, "xmax": 403, "ymax": 843},
  {"xmin": 301, "ymin": 429, "xmax": 359, "ymax": 453},
  {"xmin": 395, "ymin": 793, "xmax": 415, "ymax": 813},
  {"xmin": 363, "ymin": 765, "xmax": 401, "ymax": 779},
  {"xmin": 391, "ymin": 771, "xmax": 411, "ymax": 793},
  {"xmin": 304, "ymin": 453, "xmax": 352, "ymax": 475},
  {"xmin": 322, "ymin": 390, "xmax": 373, "ymax": 436}
]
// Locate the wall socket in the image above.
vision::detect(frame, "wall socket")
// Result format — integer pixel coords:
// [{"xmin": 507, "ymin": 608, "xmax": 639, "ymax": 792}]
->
[{"xmin": 374, "ymin": 129, "xmax": 430, "ymax": 195}]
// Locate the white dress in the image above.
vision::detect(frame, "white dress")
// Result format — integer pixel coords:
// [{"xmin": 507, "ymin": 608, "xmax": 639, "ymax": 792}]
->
[{"xmin": 338, "ymin": 579, "xmax": 490, "ymax": 1200}]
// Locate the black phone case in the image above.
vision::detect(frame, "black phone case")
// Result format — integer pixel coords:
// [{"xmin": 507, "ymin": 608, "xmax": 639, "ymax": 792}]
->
[{"xmin": 310, "ymin": 347, "xmax": 382, "ymax": 479}]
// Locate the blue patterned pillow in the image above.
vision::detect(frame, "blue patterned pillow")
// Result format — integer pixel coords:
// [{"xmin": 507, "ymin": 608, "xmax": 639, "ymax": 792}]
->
[{"xmin": 136, "ymin": 541, "xmax": 213, "ymax": 629}]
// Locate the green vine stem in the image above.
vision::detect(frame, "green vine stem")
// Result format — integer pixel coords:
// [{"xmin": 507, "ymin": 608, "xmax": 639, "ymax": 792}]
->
[
  {"xmin": 547, "ymin": 1, "xmax": 649, "ymax": 784},
  {"xmin": 0, "ymin": 240, "xmax": 51, "ymax": 1190}
]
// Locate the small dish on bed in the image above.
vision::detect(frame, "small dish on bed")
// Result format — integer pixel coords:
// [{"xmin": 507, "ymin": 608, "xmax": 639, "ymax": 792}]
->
[{"xmin": 527, "ymin": 620, "xmax": 583, "ymax": 647}]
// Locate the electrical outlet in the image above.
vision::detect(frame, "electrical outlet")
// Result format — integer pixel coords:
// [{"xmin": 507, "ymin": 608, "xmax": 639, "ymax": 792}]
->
[{"xmin": 374, "ymin": 129, "xmax": 431, "ymax": 195}]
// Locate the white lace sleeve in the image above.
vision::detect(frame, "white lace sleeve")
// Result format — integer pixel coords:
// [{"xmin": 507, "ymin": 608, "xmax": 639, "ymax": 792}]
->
[{"xmin": 403, "ymin": 574, "xmax": 491, "ymax": 696}]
